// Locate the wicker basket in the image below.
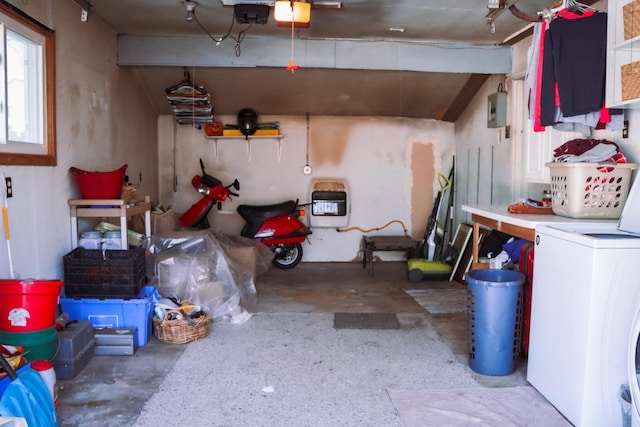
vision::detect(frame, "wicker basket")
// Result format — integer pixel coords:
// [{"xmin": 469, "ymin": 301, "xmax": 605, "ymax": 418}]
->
[
  {"xmin": 153, "ymin": 311, "xmax": 210, "ymax": 344},
  {"xmin": 622, "ymin": 62, "xmax": 640, "ymax": 101},
  {"xmin": 546, "ymin": 162, "xmax": 636, "ymax": 219},
  {"xmin": 624, "ymin": 0, "xmax": 640, "ymax": 40}
]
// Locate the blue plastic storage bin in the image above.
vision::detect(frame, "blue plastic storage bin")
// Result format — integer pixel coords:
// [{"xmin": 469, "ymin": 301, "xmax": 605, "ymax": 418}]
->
[
  {"xmin": 466, "ymin": 269, "xmax": 525, "ymax": 376},
  {"xmin": 60, "ymin": 286, "xmax": 160, "ymax": 347}
]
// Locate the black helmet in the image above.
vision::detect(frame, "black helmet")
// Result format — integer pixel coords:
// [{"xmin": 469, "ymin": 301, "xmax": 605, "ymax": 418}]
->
[{"xmin": 237, "ymin": 108, "xmax": 258, "ymax": 136}]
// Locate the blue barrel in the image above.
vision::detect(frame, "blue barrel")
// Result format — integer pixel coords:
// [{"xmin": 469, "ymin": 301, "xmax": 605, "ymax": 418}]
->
[{"xmin": 466, "ymin": 269, "xmax": 525, "ymax": 376}]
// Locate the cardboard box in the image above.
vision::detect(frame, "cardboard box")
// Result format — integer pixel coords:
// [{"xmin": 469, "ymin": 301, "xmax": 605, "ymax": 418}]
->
[
  {"xmin": 226, "ymin": 245, "xmax": 257, "ymax": 282},
  {"xmin": 151, "ymin": 209, "xmax": 177, "ymax": 233}
]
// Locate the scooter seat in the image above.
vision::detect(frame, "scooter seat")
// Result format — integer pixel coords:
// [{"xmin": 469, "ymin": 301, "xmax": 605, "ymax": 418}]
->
[{"xmin": 237, "ymin": 200, "xmax": 297, "ymax": 222}]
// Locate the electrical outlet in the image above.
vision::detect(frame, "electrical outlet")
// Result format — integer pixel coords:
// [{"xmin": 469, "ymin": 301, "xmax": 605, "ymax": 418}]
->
[{"xmin": 5, "ymin": 177, "xmax": 12, "ymax": 198}]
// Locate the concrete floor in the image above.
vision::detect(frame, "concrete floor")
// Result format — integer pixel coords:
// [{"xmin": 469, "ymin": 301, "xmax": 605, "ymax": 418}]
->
[{"xmin": 55, "ymin": 262, "xmax": 529, "ymax": 426}]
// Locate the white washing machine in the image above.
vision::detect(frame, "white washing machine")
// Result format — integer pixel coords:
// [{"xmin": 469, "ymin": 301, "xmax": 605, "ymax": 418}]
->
[
  {"xmin": 629, "ymin": 308, "xmax": 640, "ymax": 426},
  {"xmin": 527, "ymin": 222, "xmax": 640, "ymax": 427}
]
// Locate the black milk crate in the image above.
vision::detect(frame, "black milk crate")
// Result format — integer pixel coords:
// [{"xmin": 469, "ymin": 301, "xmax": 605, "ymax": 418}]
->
[{"xmin": 63, "ymin": 247, "xmax": 147, "ymax": 299}]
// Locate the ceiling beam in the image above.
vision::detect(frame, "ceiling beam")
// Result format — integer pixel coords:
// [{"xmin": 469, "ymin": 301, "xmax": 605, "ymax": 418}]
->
[{"xmin": 117, "ymin": 35, "xmax": 512, "ymax": 74}]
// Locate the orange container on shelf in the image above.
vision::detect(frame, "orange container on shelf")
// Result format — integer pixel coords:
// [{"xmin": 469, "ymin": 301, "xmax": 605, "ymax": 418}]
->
[{"xmin": 69, "ymin": 164, "xmax": 127, "ymax": 199}]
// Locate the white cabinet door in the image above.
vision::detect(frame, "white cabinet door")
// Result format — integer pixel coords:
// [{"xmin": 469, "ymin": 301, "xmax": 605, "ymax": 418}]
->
[
  {"xmin": 524, "ymin": 125, "xmax": 553, "ymax": 182},
  {"xmin": 523, "ymin": 125, "xmax": 578, "ymax": 183},
  {"xmin": 512, "ymin": 79, "xmax": 580, "ymax": 187}
]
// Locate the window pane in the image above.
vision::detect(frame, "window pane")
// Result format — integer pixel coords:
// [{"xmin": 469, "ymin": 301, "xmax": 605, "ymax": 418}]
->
[
  {"xmin": 6, "ymin": 29, "xmax": 43, "ymax": 145},
  {"xmin": 0, "ymin": 3, "xmax": 56, "ymax": 166}
]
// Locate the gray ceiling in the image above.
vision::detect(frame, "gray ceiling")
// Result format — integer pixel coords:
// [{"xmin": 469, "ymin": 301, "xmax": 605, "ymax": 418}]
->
[{"xmin": 85, "ymin": 0, "xmax": 598, "ymax": 120}]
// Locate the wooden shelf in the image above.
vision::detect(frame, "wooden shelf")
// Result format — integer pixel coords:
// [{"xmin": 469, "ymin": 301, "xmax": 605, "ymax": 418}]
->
[
  {"xmin": 68, "ymin": 195, "xmax": 151, "ymax": 249},
  {"xmin": 204, "ymin": 135, "xmax": 283, "ymax": 142},
  {"xmin": 205, "ymin": 135, "xmax": 285, "ymax": 161}
]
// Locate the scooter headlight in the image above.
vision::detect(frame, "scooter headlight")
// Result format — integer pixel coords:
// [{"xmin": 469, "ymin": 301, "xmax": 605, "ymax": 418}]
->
[
  {"xmin": 197, "ymin": 184, "xmax": 210, "ymax": 195},
  {"xmin": 256, "ymin": 228, "xmax": 276, "ymax": 238}
]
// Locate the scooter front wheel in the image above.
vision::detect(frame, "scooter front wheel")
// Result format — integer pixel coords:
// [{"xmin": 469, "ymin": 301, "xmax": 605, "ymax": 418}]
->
[{"xmin": 272, "ymin": 243, "xmax": 303, "ymax": 269}]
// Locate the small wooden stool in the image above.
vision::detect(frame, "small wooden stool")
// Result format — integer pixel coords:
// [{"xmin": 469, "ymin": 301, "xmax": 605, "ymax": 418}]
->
[{"xmin": 362, "ymin": 235, "xmax": 420, "ymax": 276}]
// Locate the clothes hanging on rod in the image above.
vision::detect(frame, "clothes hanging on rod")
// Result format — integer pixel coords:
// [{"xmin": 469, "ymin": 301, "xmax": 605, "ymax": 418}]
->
[
  {"xmin": 165, "ymin": 70, "xmax": 214, "ymax": 126},
  {"xmin": 540, "ymin": 0, "xmax": 598, "ymax": 22},
  {"xmin": 526, "ymin": 7, "xmax": 623, "ymax": 135}
]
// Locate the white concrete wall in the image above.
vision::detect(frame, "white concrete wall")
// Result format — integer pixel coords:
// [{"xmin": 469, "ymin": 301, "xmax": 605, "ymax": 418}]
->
[
  {"xmin": 454, "ymin": 74, "xmax": 516, "ymax": 225},
  {"xmin": 158, "ymin": 115, "xmax": 455, "ymax": 262},
  {"xmin": 0, "ymin": 1, "xmax": 158, "ymax": 279}
]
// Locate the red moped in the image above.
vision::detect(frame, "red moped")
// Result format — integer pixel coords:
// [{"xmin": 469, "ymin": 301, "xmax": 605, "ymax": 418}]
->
[{"xmin": 179, "ymin": 159, "xmax": 312, "ymax": 269}]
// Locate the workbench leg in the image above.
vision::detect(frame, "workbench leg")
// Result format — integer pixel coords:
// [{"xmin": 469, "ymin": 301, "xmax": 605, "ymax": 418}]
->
[
  {"xmin": 472, "ymin": 222, "xmax": 480, "ymax": 266},
  {"xmin": 120, "ymin": 214, "xmax": 127, "ymax": 249},
  {"xmin": 70, "ymin": 207, "xmax": 78, "ymax": 249},
  {"xmin": 368, "ymin": 243, "xmax": 374, "ymax": 276},
  {"xmin": 144, "ymin": 209, "xmax": 151, "ymax": 238}
]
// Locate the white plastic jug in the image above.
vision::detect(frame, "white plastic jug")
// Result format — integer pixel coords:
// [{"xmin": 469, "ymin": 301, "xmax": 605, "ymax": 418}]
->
[
  {"xmin": 79, "ymin": 231, "xmax": 102, "ymax": 250},
  {"xmin": 31, "ymin": 359, "xmax": 58, "ymax": 408},
  {"xmin": 102, "ymin": 230, "xmax": 122, "ymax": 250}
]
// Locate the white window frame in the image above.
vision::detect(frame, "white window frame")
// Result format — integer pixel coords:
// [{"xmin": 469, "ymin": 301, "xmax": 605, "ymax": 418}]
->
[{"xmin": 0, "ymin": 4, "xmax": 55, "ymax": 166}]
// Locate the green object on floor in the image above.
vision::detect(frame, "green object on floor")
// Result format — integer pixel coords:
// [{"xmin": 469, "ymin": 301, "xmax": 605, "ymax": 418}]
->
[{"xmin": 407, "ymin": 258, "xmax": 452, "ymax": 282}]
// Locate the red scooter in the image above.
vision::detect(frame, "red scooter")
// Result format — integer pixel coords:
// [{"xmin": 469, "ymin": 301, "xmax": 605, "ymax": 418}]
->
[{"xmin": 179, "ymin": 159, "xmax": 312, "ymax": 269}]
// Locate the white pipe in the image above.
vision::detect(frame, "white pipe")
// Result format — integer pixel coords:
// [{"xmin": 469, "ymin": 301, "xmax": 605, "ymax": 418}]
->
[{"xmin": 0, "ymin": 172, "xmax": 14, "ymax": 279}]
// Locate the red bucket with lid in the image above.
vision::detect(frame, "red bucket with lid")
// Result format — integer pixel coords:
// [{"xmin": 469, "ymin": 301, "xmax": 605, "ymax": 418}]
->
[
  {"xmin": 0, "ymin": 280, "xmax": 63, "ymax": 332},
  {"xmin": 69, "ymin": 164, "xmax": 127, "ymax": 199}
]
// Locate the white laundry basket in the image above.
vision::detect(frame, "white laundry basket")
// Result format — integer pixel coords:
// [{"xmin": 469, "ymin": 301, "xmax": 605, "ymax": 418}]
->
[{"xmin": 546, "ymin": 162, "xmax": 637, "ymax": 219}]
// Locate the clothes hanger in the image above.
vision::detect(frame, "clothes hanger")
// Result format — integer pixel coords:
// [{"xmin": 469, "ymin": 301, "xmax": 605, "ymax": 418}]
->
[
  {"xmin": 165, "ymin": 69, "xmax": 207, "ymax": 96},
  {"xmin": 541, "ymin": 0, "xmax": 597, "ymax": 22},
  {"xmin": 565, "ymin": 0, "xmax": 597, "ymax": 13}
]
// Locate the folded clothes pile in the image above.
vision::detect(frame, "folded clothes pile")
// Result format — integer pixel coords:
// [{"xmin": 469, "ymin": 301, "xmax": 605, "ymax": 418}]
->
[
  {"xmin": 552, "ymin": 138, "xmax": 627, "ymax": 163},
  {"xmin": 507, "ymin": 199, "xmax": 554, "ymax": 215}
]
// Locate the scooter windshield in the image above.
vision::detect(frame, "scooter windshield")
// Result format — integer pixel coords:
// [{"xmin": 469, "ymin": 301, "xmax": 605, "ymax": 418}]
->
[{"xmin": 201, "ymin": 174, "xmax": 222, "ymax": 188}]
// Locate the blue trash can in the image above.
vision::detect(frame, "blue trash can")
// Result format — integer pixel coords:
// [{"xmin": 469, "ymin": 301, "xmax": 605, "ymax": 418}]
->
[{"xmin": 466, "ymin": 269, "xmax": 525, "ymax": 376}]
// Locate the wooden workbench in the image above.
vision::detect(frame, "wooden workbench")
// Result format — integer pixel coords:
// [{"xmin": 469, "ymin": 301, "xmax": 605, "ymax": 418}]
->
[{"xmin": 461, "ymin": 205, "xmax": 616, "ymax": 269}]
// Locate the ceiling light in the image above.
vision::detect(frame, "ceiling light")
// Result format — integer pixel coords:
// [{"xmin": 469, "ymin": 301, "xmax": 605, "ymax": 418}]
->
[
  {"xmin": 274, "ymin": 0, "xmax": 311, "ymax": 27},
  {"xmin": 183, "ymin": 1, "xmax": 198, "ymax": 23}
]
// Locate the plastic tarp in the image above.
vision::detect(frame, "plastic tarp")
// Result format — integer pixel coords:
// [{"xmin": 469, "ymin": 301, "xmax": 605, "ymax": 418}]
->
[{"xmin": 146, "ymin": 230, "xmax": 272, "ymax": 323}]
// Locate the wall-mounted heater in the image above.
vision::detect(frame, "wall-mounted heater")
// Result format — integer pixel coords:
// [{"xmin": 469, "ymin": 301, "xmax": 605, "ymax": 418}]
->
[{"xmin": 310, "ymin": 178, "xmax": 350, "ymax": 228}]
